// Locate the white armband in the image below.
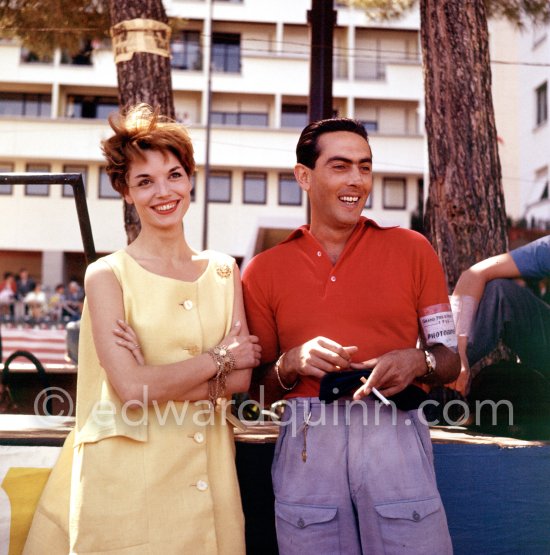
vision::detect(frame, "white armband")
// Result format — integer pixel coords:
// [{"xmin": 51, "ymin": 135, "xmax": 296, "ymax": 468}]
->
[
  {"xmin": 450, "ymin": 295, "xmax": 478, "ymax": 337},
  {"xmin": 419, "ymin": 303, "xmax": 457, "ymax": 351}
]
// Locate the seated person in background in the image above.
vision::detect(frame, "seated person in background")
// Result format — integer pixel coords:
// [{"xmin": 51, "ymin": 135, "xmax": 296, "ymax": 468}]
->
[
  {"xmin": 62, "ymin": 280, "xmax": 84, "ymax": 321},
  {"xmin": 451, "ymin": 235, "xmax": 550, "ymax": 396},
  {"xmin": 16, "ymin": 268, "xmax": 35, "ymax": 300},
  {"xmin": 48, "ymin": 283, "xmax": 66, "ymax": 322},
  {"xmin": 15, "ymin": 268, "xmax": 36, "ymax": 318},
  {"xmin": 0, "ymin": 271, "xmax": 17, "ymax": 317},
  {"xmin": 24, "ymin": 282, "xmax": 48, "ymax": 320}
]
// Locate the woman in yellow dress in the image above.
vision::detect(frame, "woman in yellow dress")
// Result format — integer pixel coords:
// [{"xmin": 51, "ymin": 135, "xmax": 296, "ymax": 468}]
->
[{"xmin": 24, "ymin": 104, "xmax": 261, "ymax": 554}]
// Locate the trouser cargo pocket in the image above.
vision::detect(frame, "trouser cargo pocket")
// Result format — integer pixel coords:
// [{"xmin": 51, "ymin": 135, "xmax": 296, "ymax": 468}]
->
[
  {"xmin": 374, "ymin": 496, "xmax": 451, "ymax": 555},
  {"xmin": 275, "ymin": 500, "xmax": 339, "ymax": 554}
]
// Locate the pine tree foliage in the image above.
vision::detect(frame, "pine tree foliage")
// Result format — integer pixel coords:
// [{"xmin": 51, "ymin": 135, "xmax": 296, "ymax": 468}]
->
[
  {"xmin": 0, "ymin": 0, "xmax": 187, "ymax": 57},
  {"xmin": 346, "ymin": 0, "xmax": 550, "ymax": 25},
  {"xmin": 0, "ymin": 1, "xmax": 110, "ymax": 56}
]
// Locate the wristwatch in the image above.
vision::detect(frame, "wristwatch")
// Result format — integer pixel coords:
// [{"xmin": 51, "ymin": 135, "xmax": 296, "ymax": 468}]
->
[{"xmin": 421, "ymin": 350, "xmax": 436, "ymax": 380}]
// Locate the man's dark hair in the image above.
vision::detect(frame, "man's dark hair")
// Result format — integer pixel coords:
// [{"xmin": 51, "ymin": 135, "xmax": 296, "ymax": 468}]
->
[{"xmin": 296, "ymin": 118, "xmax": 370, "ymax": 169}]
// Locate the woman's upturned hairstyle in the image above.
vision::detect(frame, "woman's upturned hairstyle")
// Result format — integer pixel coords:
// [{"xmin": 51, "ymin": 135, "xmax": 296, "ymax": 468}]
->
[
  {"xmin": 101, "ymin": 104, "xmax": 195, "ymax": 194},
  {"xmin": 296, "ymin": 118, "xmax": 370, "ymax": 169}
]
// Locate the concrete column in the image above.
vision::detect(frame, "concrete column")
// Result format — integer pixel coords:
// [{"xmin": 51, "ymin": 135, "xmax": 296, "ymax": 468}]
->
[
  {"xmin": 275, "ymin": 21, "xmax": 283, "ymax": 53},
  {"xmin": 41, "ymin": 250, "xmax": 64, "ymax": 293},
  {"xmin": 274, "ymin": 92, "xmax": 282, "ymax": 128},
  {"xmin": 51, "ymin": 49, "xmax": 61, "ymax": 118}
]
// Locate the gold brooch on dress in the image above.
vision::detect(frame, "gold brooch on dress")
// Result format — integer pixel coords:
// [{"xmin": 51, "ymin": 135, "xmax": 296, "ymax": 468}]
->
[{"xmin": 216, "ymin": 264, "xmax": 232, "ymax": 278}]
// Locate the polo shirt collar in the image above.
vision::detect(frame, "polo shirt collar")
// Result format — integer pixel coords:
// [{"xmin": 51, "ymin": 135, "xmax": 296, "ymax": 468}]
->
[{"xmin": 281, "ymin": 216, "xmax": 393, "ymax": 245}]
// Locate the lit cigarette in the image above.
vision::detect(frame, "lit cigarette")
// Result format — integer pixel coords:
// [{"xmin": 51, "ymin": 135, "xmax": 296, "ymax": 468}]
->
[{"xmin": 360, "ymin": 376, "xmax": 391, "ymax": 406}]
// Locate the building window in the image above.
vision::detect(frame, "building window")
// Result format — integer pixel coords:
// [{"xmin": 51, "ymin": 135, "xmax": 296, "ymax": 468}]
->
[
  {"xmin": 363, "ymin": 120, "xmax": 378, "ymax": 133},
  {"xmin": 535, "ymin": 166, "xmax": 548, "ymax": 202},
  {"xmin": 355, "ymin": 58, "xmax": 385, "ymax": 81},
  {"xmin": 542, "ymin": 182, "xmax": 549, "ymax": 201},
  {"xmin": 66, "ymin": 95, "xmax": 119, "ymax": 119},
  {"xmin": 211, "ymin": 111, "xmax": 268, "ymax": 126},
  {"xmin": 536, "ymin": 82, "xmax": 548, "ymax": 126},
  {"xmin": 212, "ymin": 33, "xmax": 240, "ymax": 73},
  {"xmin": 208, "ymin": 171, "xmax": 231, "ymax": 202},
  {"xmin": 383, "ymin": 177, "xmax": 406, "ymax": 209},
  {"xmin": 20, "ymin": 48, "xmax": 52, "ymax": 64},
  {"xmin": 62, "ymin": 165, "xmax": 88, "ymax": 197},
  {"xmin": 278, "ymin": 174, "xmax": 302, "ymax": 206},
  {"xmin": 364, "ymin": 191, "xmax": 373, "ymax": 210},
  {"xmin": 243, "ymin": 172, "xmax": 267, "ymax": 204},
  {"xmin": 99, "ymin": 167, "xmax": 120, "ymax": 199},
  {"xmin": 171, "ymin": 31, "xmax": 202, "ymax": 70},
  {"xmin": 0, "ymin": 162, "xmax": 14, "ymax": 195},
  {"xmin": 281, "ymin": 104, "xmax": 308, "ymax": 128},
  {"xmin": 0, "ymin": 93, "xmax": 51, "ymax": 117},
  {"xmin": 25, "ymin": 163, "xmax": 51, "ymax": 196},
  {"xmin": 60, "ymin": 40, "xmax": 93, "ymax": 65}
]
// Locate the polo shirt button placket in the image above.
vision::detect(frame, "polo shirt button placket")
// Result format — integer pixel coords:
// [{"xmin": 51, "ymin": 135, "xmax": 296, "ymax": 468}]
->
[{"xmin": 330, "ymin": 275, "xmax": 336, "ymax": 282}]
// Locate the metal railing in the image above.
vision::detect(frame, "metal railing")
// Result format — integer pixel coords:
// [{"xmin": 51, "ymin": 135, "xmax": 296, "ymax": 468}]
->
[{"xmin": 0, "ymin": 172, "xmax": 97, "ymax": 265}]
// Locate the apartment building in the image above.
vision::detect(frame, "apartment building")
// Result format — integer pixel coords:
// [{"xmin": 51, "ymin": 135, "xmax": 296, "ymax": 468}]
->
[
  {"xmin": 490, "ymin": 17, "xmax": 550, "ymax": 232},
  {"xmin": 6, "ymin": 0, "xmax": 541, "ymax": 289}
]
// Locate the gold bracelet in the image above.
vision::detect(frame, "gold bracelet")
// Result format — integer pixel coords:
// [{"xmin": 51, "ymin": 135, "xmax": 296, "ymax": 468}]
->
[
  {"xmin": 274, "ymin": 353, "xmax": 298, "ymax": 391},
  {"xmin": 207, "ymin": 344, "xmax": 236, "ymax": 405},
  {"xmin": 207, "ymin": 376, "xmax": 219, "ymax": 407}
]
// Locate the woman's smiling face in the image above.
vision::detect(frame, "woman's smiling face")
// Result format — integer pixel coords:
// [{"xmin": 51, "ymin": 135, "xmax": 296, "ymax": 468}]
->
[{"xmin": 124, "ymin": 149, "xmax": 193, "ymax": 228}]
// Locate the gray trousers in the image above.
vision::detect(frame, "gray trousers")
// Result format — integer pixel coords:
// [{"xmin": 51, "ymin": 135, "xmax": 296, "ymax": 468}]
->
[
  {"xmin": 272, "ymin": 398, "xmax": 453, "ymax": 555},
  {"xmin": 468, "ymin": 279, "xmax": 550, "ymax": 372}
]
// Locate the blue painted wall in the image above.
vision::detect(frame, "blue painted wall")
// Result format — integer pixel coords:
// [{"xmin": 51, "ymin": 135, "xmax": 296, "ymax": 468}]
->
[{"xmin": 434, "ymin": 444, "xmax": 550, "ymax": 554}]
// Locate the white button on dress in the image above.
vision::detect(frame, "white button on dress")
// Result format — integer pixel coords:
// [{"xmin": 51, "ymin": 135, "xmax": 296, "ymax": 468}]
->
[
  {"xmin": 196, "ymin": 480, "xmax": 208, "ymax": 491},
  {"xmin": 193, "ymin": 432, "xmax": 205, "ymax": 444}
]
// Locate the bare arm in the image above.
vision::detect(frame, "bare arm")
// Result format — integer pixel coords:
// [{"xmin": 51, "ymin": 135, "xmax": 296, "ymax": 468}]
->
[
  {"xmin": 453, "ymin": 252, "xmax": 521, "ymax": 302},
  {"xmin": 450, "ymin": 253, "xmax": 520, "ymax": 394},
  {"xmin": 223, "ymin": 266, "xmax": 255, "ymax": 393},
  {"xmin": 88, "ymin": 261, "xmax": 260, "ymax": 404}
]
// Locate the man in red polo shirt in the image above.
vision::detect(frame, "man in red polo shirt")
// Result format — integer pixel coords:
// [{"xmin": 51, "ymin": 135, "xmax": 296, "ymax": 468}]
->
[{"xmin": 242, "ymin": 118, "xmax": 460, "ymax": 554}]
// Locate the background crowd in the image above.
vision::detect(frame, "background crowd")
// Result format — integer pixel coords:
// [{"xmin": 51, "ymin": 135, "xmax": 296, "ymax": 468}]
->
[{"xmin": 0, "ymin": 268, "xmax": 84, "ymax": 325}]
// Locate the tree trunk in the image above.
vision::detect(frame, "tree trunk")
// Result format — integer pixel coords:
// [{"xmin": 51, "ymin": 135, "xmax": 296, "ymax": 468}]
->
[
  {"xmin": 420, "ymin": 0, "xmax": 508, "ymax": 290},
  {"xmin": 108, "ymin": 0, "xmax": 175, "ymax": 244}
]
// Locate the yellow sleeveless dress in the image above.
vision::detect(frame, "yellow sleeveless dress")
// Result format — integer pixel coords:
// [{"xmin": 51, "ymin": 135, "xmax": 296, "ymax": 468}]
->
[{"xmin": 23, "ymin": 250, "xmax": 246, "ymax": 554}]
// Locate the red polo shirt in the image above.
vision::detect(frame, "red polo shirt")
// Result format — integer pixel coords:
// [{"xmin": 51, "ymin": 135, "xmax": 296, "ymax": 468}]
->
[{"xmin": 242, "ymin": 217, "xmax": 453, "ymax": 398}]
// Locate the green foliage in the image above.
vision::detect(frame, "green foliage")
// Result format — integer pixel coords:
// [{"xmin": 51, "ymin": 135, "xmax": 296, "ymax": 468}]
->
[
  {"xmin": 0, "ymin": 0, "xmax": 189, "ymax": 58},
  {"xmin": 343, "ymin": 0, "xmax": 417, "ymax": 21},
  {"xmin": 344, "ymin": 0, "xmax": 550, "ymax": 26},
  {"xmin": 487, "ymin": 0, "xmax": 550, "ymax": 26},
  {"xmin": 0, "ymin": 0, "xmax": 110, "ymax": 56}
]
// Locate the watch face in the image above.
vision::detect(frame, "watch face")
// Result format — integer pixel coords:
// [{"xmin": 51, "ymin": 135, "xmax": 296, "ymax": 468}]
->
[{"xmin": 427, "ymin": 351, "xmax": 436, "ymax": 370}]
